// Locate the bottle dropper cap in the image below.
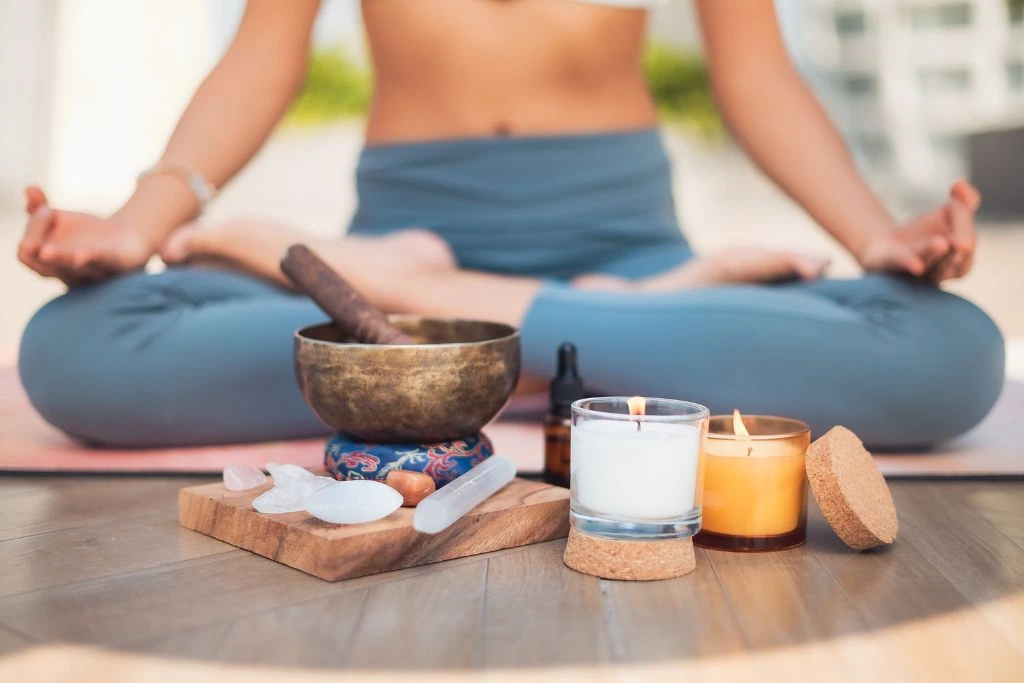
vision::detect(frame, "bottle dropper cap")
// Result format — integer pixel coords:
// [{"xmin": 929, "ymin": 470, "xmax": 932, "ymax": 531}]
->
[{"xmin": 550, "ymin": 342, "xmax": 586, "ymax": 418}]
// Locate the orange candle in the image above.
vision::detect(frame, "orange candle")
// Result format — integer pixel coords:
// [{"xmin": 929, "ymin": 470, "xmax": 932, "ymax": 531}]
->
[{"xmin": 695, "ymin": 412, "xmax": 810, "ymax": 551}]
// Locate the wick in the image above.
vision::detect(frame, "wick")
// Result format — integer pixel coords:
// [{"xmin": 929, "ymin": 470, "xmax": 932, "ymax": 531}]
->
[
  {"xmin": 746, "ymin": 447, "xmax": 753, "ymax": 457},
  {"xmin": 634, "ymin": 419, "xmax": 641, "ymax": 433}
]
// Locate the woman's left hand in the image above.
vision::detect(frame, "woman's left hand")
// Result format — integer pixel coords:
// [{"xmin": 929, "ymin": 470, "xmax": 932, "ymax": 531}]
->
[{"xmin": 858, "ymin": 180, "xmax": 981, "ymax": 283}]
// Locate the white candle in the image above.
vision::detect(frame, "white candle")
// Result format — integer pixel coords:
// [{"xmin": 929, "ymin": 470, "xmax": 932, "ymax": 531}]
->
[{"xmin": 571, "ymin": 419, "xmax": 702, "ymax": 520}]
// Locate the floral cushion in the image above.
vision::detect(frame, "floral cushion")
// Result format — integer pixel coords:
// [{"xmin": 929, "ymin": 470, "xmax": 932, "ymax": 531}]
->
[{"xmin": 324, "ymin": 432, "xmax": 493, "ymax": 488}]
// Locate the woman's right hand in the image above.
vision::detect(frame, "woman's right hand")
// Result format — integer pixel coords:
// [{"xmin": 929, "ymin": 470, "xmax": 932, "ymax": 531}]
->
[{"xmin": 18, "ymin": 186, "xmax": 157, "ymax": 286}]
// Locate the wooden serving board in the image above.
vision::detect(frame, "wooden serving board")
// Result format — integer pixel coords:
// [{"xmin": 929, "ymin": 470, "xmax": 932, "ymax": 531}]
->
[{"xmin": 178, "ymin": 476, "xmax": 569, "ymax": 581}]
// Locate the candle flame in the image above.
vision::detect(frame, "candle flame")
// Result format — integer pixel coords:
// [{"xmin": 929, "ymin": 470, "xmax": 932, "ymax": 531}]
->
[
  {"xmin": 627, "ymin": 396, "xmax": 646, "ymax": 417},
  {"xmin": 733, "ymin": 409, "xmax": 751, "ymax": 437}
]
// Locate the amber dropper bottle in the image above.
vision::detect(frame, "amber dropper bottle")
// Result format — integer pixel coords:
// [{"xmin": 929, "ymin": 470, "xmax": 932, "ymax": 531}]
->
[{"xmin": 543, "ymin": 343, "xmax": 586, "ymax": 488}]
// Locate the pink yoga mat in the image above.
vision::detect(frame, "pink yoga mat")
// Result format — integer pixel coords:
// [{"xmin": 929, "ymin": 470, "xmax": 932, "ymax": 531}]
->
[
  {"xmin": 0, "ymin": 364, "xmax": 1019, "ymax": 477},
  {"xmin": 0, "ymin": 365, "xmax": 545, "ymax": 475}
]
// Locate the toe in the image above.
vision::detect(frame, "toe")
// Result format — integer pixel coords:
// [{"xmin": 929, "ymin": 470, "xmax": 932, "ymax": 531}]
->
[
  {"xmin": 790, "ymin": 254, "xmax": 830, "ymax": 280},
  {"xmin": 160, "ymin": 224, "xmax": 200, "ymax": 263}
]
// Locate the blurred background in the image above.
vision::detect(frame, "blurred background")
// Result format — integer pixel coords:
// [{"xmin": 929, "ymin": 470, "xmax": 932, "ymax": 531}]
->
[{"xmin": 1, "ymin": 0, "xmax": 1022, "ymax": 371}]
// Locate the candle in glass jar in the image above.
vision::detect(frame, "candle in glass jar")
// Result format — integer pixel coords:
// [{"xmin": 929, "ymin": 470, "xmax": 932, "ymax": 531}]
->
[
  {"xmin": 696, "ymin": 412, "xmax": 810, "ymax": 550},
  {"xmin": 569, "ymin": 397, "xmax": 707, "ymax": 540},
  {"xmin": 572, "ymin": 418, "xmax": 702, "ymax": 519}
]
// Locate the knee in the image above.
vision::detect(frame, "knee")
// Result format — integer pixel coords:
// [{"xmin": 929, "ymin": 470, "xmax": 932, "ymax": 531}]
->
[
  {"xmin": 19, "ymin": 290, "xmax": 102, "ymax": 444},
  {"xmin": 887, "ymin": 285, "xmax": 1004, "ymax": 445},
  {"xmin": 940, "ymin": 293, "xmax": 1005, "ymax": 433},
  {"xmin": 19, "ymin": 280, "xmax": 156, "ymax": 447}
]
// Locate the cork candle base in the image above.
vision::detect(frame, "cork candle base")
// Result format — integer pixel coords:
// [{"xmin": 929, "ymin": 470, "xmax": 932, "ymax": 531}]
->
[{"xmin": 562, "ymin": 528, "xmax": 696, "ymax": 581}]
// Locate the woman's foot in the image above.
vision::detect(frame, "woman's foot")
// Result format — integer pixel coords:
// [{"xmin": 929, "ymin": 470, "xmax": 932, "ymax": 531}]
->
[
  {"xmin": 573, "ymin": 247, "xmax": 830, "ymax": 292},
  {"xmin": 161, "ymin": 217, "xmax": 306, "ymax": 286},
  {"xmin": 160, "ymin": 219, "xmax": 455, "ymax": 310}
]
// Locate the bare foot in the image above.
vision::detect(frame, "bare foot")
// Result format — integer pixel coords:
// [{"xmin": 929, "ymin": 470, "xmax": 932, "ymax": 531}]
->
[
  {"xmin": 161, "ymin": 217, "xmax": 308, "ymax": 286},
  {"xmin": 573, "ymin": 247, "xmax": 830, "ymax": 293},
  {"xmin": 160, "ymin": 219, "xmax": 455, "ymax": 310}
]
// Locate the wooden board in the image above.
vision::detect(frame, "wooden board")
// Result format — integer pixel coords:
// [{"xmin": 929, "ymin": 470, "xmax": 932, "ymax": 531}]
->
[{"xmin": 177, "ymin": 476, "xmax": 569, "ymax": 581}]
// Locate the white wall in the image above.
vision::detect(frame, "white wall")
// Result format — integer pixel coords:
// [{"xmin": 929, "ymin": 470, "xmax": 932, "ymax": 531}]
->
[
  {"xmin": 46, "ymin": 0, "xmax": 218, "ymax": 211},
  {"xmin": 3, "ymin": 0, "xmax": 364, "ymax": 214},
  {"xmin": 0, "ymin": 0, "xmax": 58, "ymax": 210}
]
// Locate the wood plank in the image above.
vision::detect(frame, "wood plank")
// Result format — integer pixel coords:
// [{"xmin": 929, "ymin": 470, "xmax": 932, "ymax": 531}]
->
[
  {"xmin": 0, "ymin": 478, "xmax": 57, "ymax": 499},
  {"xmin": 601, "ymin": 546, "xmax": 748, "ymax": 663},
  {"xmin": 0, "ymin": 477, "xmax": 203, "ymax": 542},
  {"xmin": 125, "ymin": 544, "xmax": 554, "ymax": 667},
  {"xmin": 1, "ymin": 535, "xmax": 531, "ymax": 651},
  {"xmin": 896, "ymin": 483, "xmax": 1024, "ymax": 598},
  {"xmin": 0, "ymin": 625, "xmax": 33, "ymax": 656},
  {"xmin": 0, "ymin": 644, "xmax": 509, "ymax": 682},
  {"xmin": 703, "ymin": 510, "xmax": 893, "ymax": 679},
  {"xmin": 178, "ymin": 477, "xmax": 569, "ymax": 581},
  {"xmin": 478, "ymin": 540, "xmax": 612, "ymax": 671},
  {"xmin": 130, "ymin": 588, "xmax": 370, "ymax": 668},
  {"xmin": 1, "ymin": 476, "xmax": 1021, "ymax": 678},
  {"xmin": 0, "ymin": 512, "xmax": 232, "ymax": 598},
  {"xmin": 940, "ymin": 481, "xmax": 1024, "ymax": 549},
  {"xmin": 974, "ymin": 508, "xmax": 1024, "ymax": 547},
  {"xmin": 805, "ymin": 482, "xmax": 1023, "ymax": 680},
  {"xmin": 948, "ymin": 482, "xmax": 1024, "ymax": 516},
  {"xmin": 346, "ymin": 558, "xmax": 487, "ymax": 670},
  {"xmin": 894, "ymin": 483, "xmax": 1024, "ymax": 654},
  {"xmin": 0, "ymin": 552, "xmax": 326, "ymax": 644},
  {"xmin": 705, "ymin": 514, "xmax": 867, "ymax": 646}
]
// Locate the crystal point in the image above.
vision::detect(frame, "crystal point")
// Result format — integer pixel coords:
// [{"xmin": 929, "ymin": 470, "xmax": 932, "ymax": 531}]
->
[
  {"xmin": 253, "ymin": 486, "xmax": 305, "ymax": 514},
  {"xmin": 253, "ymin": 462, "xmax": 333, "ymax": 514},
  {"xmin": 223, "ymin": 464, "xmax": 268, "ymax": 491}
]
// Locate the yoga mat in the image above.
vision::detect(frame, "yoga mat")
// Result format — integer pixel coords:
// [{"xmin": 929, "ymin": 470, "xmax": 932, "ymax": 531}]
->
[
  {"xmin": 0, "ymin": 366, "xmax": 324, "ymax": 473},
  {"xmin": 0, "ymin": 364, "xmax": 1020, "ymax": 477},
  {"xmin": 492, "ymin": 384, "xmax": 1024, "ymax": 478},
  {"xmin": 0, "ymin": 363, "xmax": 543, "ymax": 475}
]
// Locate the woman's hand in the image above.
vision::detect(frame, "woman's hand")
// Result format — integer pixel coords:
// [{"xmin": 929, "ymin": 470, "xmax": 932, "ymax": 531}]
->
[
  {"xmin": 18, "ymin": 186, "xmax": 156, "ymax": 286},
  {"xmin": 858, "ymin": 180, "xmax": 980, "ymax": 283}
]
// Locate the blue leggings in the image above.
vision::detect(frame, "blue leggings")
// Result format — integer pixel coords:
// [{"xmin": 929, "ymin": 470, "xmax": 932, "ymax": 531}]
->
[{"xmin": 19, "ymin": 130, "xmax": 1005, "ymax": 448}]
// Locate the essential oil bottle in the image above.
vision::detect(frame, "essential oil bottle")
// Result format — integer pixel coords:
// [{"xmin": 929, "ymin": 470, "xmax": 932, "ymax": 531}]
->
[{"xmin": 544, "ymin": 343, "xmax": 586, "ymax": 488}]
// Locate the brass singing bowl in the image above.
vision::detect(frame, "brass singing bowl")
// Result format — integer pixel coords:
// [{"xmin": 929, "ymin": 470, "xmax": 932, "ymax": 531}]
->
[{"xmin": 294, "ymin": 316, "xmax": 521, "ymax": 443}]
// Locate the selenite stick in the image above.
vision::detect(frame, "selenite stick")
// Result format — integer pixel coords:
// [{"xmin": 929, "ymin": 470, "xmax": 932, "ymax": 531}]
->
[{"xmin": 413, "ymin": 455, "xmax": 517, "ymax": 534}]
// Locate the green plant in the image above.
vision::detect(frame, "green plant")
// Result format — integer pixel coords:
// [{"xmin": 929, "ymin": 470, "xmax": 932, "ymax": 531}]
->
[
  {"xmin": 286, "ymin": 48, "xmax": 371, "ymax": 126},
  {"xmin": 286, "ymin": 44, "xmax": 723, "ymax": 140},
  {"xmin": 642, "ymin": 43, "xmax": 723, "ymax": 140},
  {"xmin": 1009, "ymin": 0, "xmax": 1024, "ymax": 21}
]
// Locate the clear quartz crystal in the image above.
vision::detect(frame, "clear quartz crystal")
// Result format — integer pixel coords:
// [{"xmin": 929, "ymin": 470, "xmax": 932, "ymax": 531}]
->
[
  {"xmin": 252, "ymin": 463, "xmax": 333, "ymax": 514},
  {"xmin": 222, "ymin": 464, "xmax": 268, "ymax": 491},
  {"xmin": 304, "ymin": 481, "xmax": 403, "ymax": 524},
  {"xmin": 413, "ymin": 455, "xmax": 517, "ymax": 534},
  {"xmin": 265, "ymin": 463, "xmax": 322, "ymax": 487}
]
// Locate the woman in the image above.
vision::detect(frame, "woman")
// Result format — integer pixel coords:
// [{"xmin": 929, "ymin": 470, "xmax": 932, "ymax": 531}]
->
[{"xmin": 17, "ymin": 0, "xmax": 1003, "ymax": 448}]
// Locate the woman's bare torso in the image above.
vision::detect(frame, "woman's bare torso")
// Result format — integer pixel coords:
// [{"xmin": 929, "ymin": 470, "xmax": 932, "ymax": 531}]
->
[{"xmin": 362, "ymin": 0, "xmax": 656, "ymax": 144}]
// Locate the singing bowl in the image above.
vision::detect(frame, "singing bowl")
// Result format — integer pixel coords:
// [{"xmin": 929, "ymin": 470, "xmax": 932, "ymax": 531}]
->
[{"xmin": 294, "ymin": 316, "xmax": 521, "ymax": 443}]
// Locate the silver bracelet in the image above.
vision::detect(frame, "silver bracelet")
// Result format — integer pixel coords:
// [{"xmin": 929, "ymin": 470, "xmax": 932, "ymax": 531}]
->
[{"xmin": 137, "ymin": 161, "xmax": 217, "ymax": 216}]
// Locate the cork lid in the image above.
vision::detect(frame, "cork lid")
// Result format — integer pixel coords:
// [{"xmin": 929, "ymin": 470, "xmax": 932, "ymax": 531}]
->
[{"xmin": 805, "ymin": 426, "xmax": 898, "ymax": 550}]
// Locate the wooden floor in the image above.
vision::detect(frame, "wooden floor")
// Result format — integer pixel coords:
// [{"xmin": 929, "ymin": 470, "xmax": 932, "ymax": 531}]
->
[{"xmin": 0, "ymin": 476, "xmax": 1022, "ymax": 681}]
